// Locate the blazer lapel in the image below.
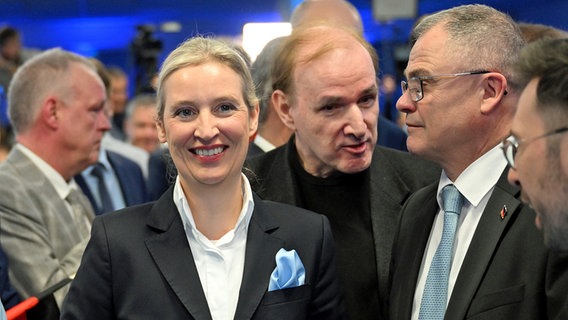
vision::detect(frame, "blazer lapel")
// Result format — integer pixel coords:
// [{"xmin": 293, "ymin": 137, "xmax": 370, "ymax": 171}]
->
[
  {"xmin": 144, "ymin": 188, "xmax": 212, "ymax": 320},
  {"xmin": 369, "ymin": 148, "xmax": 415, "ymax": 306},
  {"xmin": 107, "ymin": 151, "xmax": 141, "ymax": 206},
  {"xmin": 234, "ymin": 196, "xmax": 284, "ymax": 319},
  {"xmin": 74, "ymin": 173, "xmax": 99, "ymax": 214},
  {"xmin": 446, "ymin": 171, "xmax": 521, "ymax": 318},
  {"xmin": 250, "ymin": 138, "xmax": 298, "ymax": 205},
  {"xmin": 8, "ymin": 148, "xmax": 95, "ymax": 224}
]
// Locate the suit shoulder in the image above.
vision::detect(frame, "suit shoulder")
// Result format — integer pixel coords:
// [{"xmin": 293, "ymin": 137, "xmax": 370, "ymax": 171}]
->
[
  {"xmin": 374, "ymin": 146, "xmax": 440, "ymax": 179},
  {"xmin": 97, "ymin": 202, "xmax": 154, "ymax": 228},
  {"xmin": 245, "ymin": 146, "xmax": 284, "ymax": 171},
  {"xmin": 107, "ymin": 150, "xmax": 143, "ymax": 169},
  {"xmin": 254, "ymin": 197, "xmax": 327, "ymax": 224},
  {"xmin": 244, "ymin": 146, "xmax": 287, "ymax": 188},
  {"xmin": 0, "ymin": 162, "xmax": 49, "ymax": 204},
  {"xmin": 406, "ymin": 183, "xmax": 438, "ymax": 203},
  {"xmin": 375, "ymin": 146, "xmax": 434, "ymax": 167}
]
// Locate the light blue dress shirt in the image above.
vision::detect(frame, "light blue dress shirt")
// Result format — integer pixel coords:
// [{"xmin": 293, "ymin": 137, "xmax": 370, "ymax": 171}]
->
[{"xmin": 0, "ymin": 299, "xmax": 7, "ymax": 320}]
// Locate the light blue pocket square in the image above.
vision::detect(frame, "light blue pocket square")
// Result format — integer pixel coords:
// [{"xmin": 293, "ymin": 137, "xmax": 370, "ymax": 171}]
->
[{"xmin": 268, "ymin": 248, "xmax": 306, "ymax": 291}]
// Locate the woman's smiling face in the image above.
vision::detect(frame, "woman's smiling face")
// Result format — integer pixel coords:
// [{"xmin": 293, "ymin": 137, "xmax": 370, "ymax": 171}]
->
[{"xmin": 157, "ymin": 61, "xmax": 258, "ymax": 188}]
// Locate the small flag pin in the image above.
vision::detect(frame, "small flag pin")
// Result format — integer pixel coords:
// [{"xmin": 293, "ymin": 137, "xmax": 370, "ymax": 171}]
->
[{"xmin": 500, "ymin": 205, "xmax": 507, "ymax": 220}]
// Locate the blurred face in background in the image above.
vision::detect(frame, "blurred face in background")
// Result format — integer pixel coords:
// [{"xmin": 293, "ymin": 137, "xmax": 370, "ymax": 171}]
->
[
  {"xmin": 126, "ymin": 104, "xmax": 160, "ymax": 153},
  {"xmin": 110, "ymin": 74, "xmax": 129, "ymax": 114},
  {"xmin": 0, "ymin": 34, "xmax": 21, "ymax": 61}
]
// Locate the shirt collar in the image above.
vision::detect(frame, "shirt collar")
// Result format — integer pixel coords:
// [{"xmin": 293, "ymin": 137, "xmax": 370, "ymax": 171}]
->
[
  {"xmin": 438, "ymin": 143, "xmax": 507, "ymax": 208},
  {"xmin": 253, "ymin": 134, "xmax": 276, "ymax": 153},
  {"xmin": 173, "ymin": 173, "xmax": 255, "ymax": 245},
  {"xmin": 84, "ymin": 147, "xmax": 111, "ymax": 175},
  {"xmin": 15, "ymin": 143, "xmax": 80, "ymax": 199}
]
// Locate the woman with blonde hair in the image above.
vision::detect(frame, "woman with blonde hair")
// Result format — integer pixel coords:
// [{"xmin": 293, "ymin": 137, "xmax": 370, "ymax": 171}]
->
[{"xmin": 61, "ymin": 36, "xmax": 346, "ymax": 320}]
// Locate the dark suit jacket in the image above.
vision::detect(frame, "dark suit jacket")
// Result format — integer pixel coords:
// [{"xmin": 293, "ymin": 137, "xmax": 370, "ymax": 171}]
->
[
  {"xmin": 147, "ymin": 148, "xmax": 173, "ymax": 201},
  {"xmin": 60, "ymin": 188, "xmax": 346, "ymax": 320},
  {"xmin": 377, "ymin": 116, "xmax": 407, "ymax": 152},
  {"xmin": 0, "ymin": 245, "xmax": 20, "ymax": 309},
  {"xmin": 245, "ymin": 139, "xmax": 440, "ymax": 317},
  {"xmin": 246, "ymin": 141, "xmax": 265, "ymax": 159},
  {"xmin": 75, "ymin": 150, "xmax": 148, "ymax": 215},
  {"xmin": 389, "ymin": 172, "xmax": 568, "ymax": 319}
]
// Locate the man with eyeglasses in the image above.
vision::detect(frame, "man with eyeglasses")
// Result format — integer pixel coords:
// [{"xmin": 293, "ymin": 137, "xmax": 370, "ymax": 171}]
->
[
  {"xmin": 246, "ymin": 22, "xmax": 441, "ymax": 320},
  {"xmin": 389, "ymin": 4, "xmax": 568, "ymax": 320},
  {"xmin": 504, "ymin": 38, "xmax": 568, "ymax": 252}
]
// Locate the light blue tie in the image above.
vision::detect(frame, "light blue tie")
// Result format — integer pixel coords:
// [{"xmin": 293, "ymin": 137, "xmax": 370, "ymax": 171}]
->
[{"xmin": 419, "ymin": 184, "xmax": 464, "ymax": 320}]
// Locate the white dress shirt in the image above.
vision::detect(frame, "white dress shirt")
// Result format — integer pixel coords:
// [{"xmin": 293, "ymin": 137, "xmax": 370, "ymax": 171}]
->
[
  {"xmin": 253, "ymin": 134, "xmax": 276, "ymax": 153},
  {"xmin": 412, "ymin": 144, "xmax": 507, "ymax": 320},
  {"xmin": 173, "ymin": 173, "xmax": 255, "ymax": 320}
]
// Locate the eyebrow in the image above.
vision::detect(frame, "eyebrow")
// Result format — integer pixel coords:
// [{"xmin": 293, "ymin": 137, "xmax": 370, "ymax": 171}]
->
[
  {"xmin": 317, "ymin": 84, "xmax": 378, "ymax": 105},
  {"xmin": 404, "ymin": 68, "xmax": 431, "ymax": 79},
  {"xmin": 169, "ymin": 94, "xmax": 242, "ymax": 109},
  {"xmin": 211, "ymin": 94, "xmax": 242, "ymax": 105}
]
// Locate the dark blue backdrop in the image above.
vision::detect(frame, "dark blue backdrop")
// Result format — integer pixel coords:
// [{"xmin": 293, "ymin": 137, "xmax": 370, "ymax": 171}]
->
[{"xmin": 0, "ymin": 0, "xmax": 565, "ymax": 98}]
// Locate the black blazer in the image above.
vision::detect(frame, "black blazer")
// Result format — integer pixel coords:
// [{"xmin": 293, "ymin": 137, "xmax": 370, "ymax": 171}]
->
[
  {"xmin": 246, "ymin": 140, "xmax": 265, "ymax": 159},
  {"xmin": 0, "ymin": 245, "xmax": 20, "ymax": 309},
  {"xmin": 75, "ymin": 150, "xmax": 148, "ymax": 215},
  {"xmin": 389, "ymin": 171, "xmax": 568, "ymax": 319},
  {"xmin": 245, "ymin": 138, "xmax": 440, "ymax": 317},
  {"xmin": 60, "ymin": 188, "xmax": 347, "ymax": 319}
]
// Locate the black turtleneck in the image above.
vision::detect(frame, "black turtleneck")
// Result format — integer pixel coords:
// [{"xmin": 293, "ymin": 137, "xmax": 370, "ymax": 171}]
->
[{"xmin": 289, "ymin": 144, "xmax": 380, "ymax": 320}]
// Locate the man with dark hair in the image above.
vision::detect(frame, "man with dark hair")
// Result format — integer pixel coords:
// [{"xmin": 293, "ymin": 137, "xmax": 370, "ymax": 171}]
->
[{"xmin": 506, "ymin": 38, "xmax": 568, "ymax": 252}]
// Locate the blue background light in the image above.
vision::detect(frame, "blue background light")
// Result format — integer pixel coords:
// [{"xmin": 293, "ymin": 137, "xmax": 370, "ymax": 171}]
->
[{"xmin": 0, "ymin": 0, "xmax": 565, "ymax": 96}]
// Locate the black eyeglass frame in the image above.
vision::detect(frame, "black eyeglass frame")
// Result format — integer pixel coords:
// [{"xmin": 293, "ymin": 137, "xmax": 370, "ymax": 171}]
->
[
  {"xmin": 400, "ymin": 70, "xmax": 491, "ymax": 102},
  {"xmin": 501, "ymin": 127, "xmax": 568, "ymax": 169}
]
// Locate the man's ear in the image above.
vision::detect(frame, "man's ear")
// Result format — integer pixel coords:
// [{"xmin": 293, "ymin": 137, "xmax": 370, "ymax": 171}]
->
[
  {"xmin": 43, "ymin": 97, "xmax": 59, "ymax": 129},
  {"xmin": 560, "ymin": 135, "xmax": 568, "ymax": 178},
  {"xmin": 249, "ymin": 103, "xmax": 259, "ymax": 137},
  {"xmin": 480, "ymin": 72, "xmax": 508, "ymax": 114},
  {"xmin": 272, "ymin": 89, "xmax": 296, "ymax": 130}
]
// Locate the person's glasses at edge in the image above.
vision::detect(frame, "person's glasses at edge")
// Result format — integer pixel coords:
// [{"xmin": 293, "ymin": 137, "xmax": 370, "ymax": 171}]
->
[
  {"xmin": 501, "ymin": 127, "xmax": 568, "ymax": 169},
  {"xmin": 400, "ymin": 70, "xmax": 491, "ymax": 102}
]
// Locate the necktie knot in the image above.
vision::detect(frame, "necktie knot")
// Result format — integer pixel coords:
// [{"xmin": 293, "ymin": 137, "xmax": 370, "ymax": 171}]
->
[
  {"xmin": 66, "ymin": 188, "xmax": 94, "ymax": 235},
  {"xmin": 66, "ymin": 188, "xmax": 82, "ymax": 206},
  {"xmin": 91, "ymin": 163, "xmax": 106, "ymax": 179},
  {"xmin": 441, "ymin": 184, "xmax": 463, "ymax": 216}
]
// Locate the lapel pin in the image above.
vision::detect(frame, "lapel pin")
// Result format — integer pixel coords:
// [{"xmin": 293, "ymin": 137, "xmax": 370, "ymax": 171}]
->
[{"xmin": 500, "ymin": 205, "xmax": 507, "ymax": 220}]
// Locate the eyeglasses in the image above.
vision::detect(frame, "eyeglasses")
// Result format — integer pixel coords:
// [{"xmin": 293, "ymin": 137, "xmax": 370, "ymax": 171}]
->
[
  {"xmin": 501, "ymin": 127, "xmax": 568, "ymax": 169},
  {"xmin": 401, "ymin": 71, "xmax": 490, "ymax": 102}
]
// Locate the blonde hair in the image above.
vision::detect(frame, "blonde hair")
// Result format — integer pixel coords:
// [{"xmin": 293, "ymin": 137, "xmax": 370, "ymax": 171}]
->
[
  {"xmin": 156, "ymin": 36, "xmax": 258, "ymax": 121},
  {"xmin": 272, "ymin": 25, "xmax": 378, "ymax": 103}
]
